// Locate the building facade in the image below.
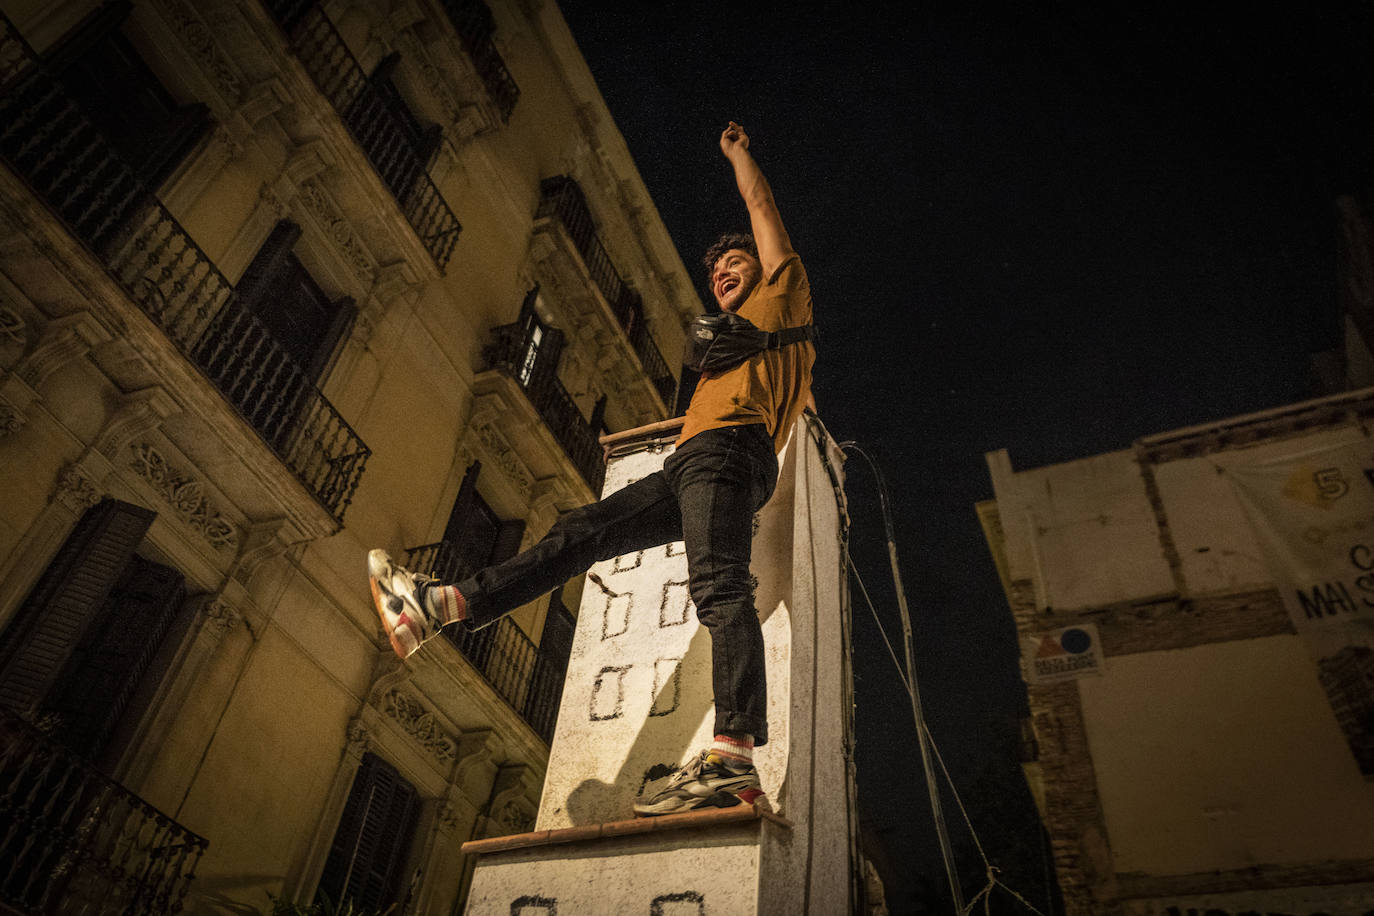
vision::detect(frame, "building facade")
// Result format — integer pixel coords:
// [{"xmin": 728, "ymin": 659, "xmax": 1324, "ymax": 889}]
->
[
  {"xmin": 979, "ymin": 389, "xmax": 1374, "ymax": 916},
  {"xmin": 0, "ymin": 0, "xmax": 700, "ymax": 911}
]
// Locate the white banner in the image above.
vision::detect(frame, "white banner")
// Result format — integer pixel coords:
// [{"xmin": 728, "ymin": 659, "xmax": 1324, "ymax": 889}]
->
[
  {"xmin": 1227, "ymin": 438, "xmax": 1374, "ymax": 776},
  {"xmin": 1022, "ymin": 623, "xmax": 1103, "ymax": 684}
]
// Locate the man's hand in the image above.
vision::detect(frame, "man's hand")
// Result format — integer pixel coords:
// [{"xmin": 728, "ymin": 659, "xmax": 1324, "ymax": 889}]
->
[{"xmin": 721, "ymin": 121, "xmax": 750, "ymax": 158}]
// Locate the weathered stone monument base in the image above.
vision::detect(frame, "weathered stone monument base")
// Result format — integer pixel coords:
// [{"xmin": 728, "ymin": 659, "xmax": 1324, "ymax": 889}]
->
[{"xmin": 463, "ymin": 416, "xmax": 853, "ymax": 914}]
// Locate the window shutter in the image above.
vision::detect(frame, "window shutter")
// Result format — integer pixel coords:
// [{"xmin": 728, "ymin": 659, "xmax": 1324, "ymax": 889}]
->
[
  {"xmin": 317, "ymin": 753, "xmax": 421, "ymax": 913},
  {"xmin": 42, "ymin": 556, "xmax": 185, "ymax": 759},
  {"xmin": 43, "ymin": 1, "xmax": 131, "ymax": 73},
  {"xmin": 442, "ymin": 461, "xmax": 482, "ymax": 549},
  {"xmin": 589, "ymin": 393, "xmax": 608, "ymax": 434},
  {"xmin": 518, "ymin": 285, "xmax": 540, "ymax": 324},
  {"xmin": 236, "ymin": 220, "xmax": 302, "ymax": 310},
  {"xmin": 305, "ymin": 295, "xmax": 357, "ymax": 383},
  {"xmin": 489, "ymin": 518, "xmax": 526, "ymax": 566},
  {"xmin": 0, "ymin": 498, "xmax": 155, "ymax": 718},
  {"xmin": 524, "ymin": 591, "xmax": 575, "ymax": 742}
]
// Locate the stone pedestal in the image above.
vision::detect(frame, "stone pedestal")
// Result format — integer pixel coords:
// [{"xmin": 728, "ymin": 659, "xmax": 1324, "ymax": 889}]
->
[{"xmin": 464, "ymin": 415, "xmax": 854, "ymax": 914}]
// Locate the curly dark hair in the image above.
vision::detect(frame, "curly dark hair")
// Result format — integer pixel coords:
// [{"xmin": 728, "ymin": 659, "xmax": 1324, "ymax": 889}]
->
[{"xmin": 702, "ymin": 232, "xmax": 757, "ymax": 279}]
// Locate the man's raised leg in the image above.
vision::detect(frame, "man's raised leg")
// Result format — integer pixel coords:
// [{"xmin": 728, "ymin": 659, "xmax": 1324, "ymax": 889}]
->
[{"xmin": 369, "ymin": 470, "xmax": 682, "ymax": 659}]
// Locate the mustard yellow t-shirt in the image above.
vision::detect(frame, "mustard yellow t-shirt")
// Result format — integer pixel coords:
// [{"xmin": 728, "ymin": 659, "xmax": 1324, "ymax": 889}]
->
[{"xmin": 677, "ymin": 254, "xmax": 815, "ymax": 453}]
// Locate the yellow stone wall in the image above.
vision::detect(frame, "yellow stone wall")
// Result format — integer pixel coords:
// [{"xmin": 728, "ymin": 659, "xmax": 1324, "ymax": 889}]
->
[{"xmin": 0, "ymin": 0, "xmax": 702, "ymax": 911}]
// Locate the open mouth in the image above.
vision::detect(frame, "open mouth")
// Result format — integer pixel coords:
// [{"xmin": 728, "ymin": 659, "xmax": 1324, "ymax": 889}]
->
[{"xmin": 719, "ymin": 277, "xmax": 739, "ymax": 298}]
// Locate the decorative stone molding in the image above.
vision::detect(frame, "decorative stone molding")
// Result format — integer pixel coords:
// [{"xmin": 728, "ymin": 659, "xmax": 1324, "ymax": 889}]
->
[
  {"xmin": 473, "ymin": 419, "xmax": 533, "ymax": 496},
  {"xmin": 236, "ymin": 79, "xmax": 290, "ymax": 128},
  {"xmin": 380, "ymin": 689, "xmax": 458, "ymax": 765},
  {"xmin": 372, "ymin": 260, "xmax": 422, "ymax": 305},
  {"xmin": 492, "ymin": 799, "xmax": 535, "ymax": 836},
  {"xmin": 0, "ymin": 302, "xmax": 24, "ymax": 349},
  {"xmin": 15, "ymin": 312, "xmax": 109, "ymax": 391},
  {"xmin": 130, "ymin": 442, "xmax": 240, "ymax": 551},
  {"xmin": 434, "ymin": 789, "xmax": 478, "ymax": 837},
  {"xmin": 345, "ymin": 718, "xmax": 371, "ymax": 761},
  {"xmin": 454, "ymin": 730, "xmax": 504, "ymax": 801},
  {"xmin": 200, "ymin": 596, "xmax": 242, "ymax": 639},
  {"xmin": 159, "ymin": 0, "xmax": 243, "ymax": 102},
  {"xmin": 393, "ymin": 29, "xmax": 461, "ymax": 123},
  {"xmin": 435, "ymin": 798, "xmax": 460, "ymax": 834},
  {"xmin": 298, "ymin": 180, "xmax": 377, "ymax": 285},
  {"xmin": 484, "ymin": 764, "xmax": 541, "ymax": 838},
  {"xmin": 0, "ymin": 403, "xmax": 22, "ymax": 436},
  {"xmin": 53, "ymin": 463, "xmax": 102, "ymax": 513},
  {"xmin": 232, "ymin": 518, "xmax": 293, "ymax": 585},
  {"xmin": 94, "ymin": 388, "xmax": 180, "ymax": 461},
  {"xmin": 205, "ymin": 124, "xmax": 245, "ymax": 168}
]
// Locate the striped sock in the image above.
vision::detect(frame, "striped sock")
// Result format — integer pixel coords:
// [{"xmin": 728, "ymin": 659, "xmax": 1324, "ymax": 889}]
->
[
  {"xmin": 424, "ymin": 584, "xmax": 466, "ymax": 626},
  {"xmin": 709, "ymin": 733, "xmax": 754, "ymax": 767}
]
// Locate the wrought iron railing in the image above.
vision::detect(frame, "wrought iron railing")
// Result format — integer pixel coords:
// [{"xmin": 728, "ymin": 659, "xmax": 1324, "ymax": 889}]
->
[
  {"xmin": 0, "ymin": 705, "xmax": 208, "ymax": 914},
  {"xmin": 0, "ymin": 13, "xmax": 369, "ymax": 522},
  {"xmin": 404, "ymin": 542, "xmax": 562, "ymax": 743},
  {"xmin": 439, "ymin": 0, "xmax": 519, "ymax": 123},
  {"xmin": 483, "ymin": 322, "xmax": 605, "ymax": 493},
  {"xmin": 264, "ymin": 0, "xmax": 461, "ymax": 270},
  {"xmin": 536, "ymin": 177, "xmax": 676, "ymax": 407},
  {"xmin": 624, "ymin": 303, "xmax": 677, "ymax": 406}
]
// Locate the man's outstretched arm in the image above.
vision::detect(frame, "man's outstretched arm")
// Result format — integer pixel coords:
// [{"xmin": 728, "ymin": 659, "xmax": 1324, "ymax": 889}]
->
[{"xmin": 720, "ymin": 121, "xmax": 794, "ymax": 278}]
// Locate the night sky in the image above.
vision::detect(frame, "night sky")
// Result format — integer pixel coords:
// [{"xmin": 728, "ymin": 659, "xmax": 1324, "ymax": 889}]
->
[{"xmin": 558, "ymin": 4, "xmax": 1374, "ymax": 912}]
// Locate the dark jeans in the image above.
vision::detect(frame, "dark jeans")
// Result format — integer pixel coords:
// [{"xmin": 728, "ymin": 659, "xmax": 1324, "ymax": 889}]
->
[{"xmin": 455, "ymin": 423, "xmax": 779, "ymax": 745}]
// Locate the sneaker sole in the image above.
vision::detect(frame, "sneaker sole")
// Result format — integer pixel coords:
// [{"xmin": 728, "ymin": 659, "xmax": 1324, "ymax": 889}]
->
[
  {"xmin": 368, "ymin": 549, "xmax": 419, "ymax": 659},
  {"xmin": 632, "ymin": 788, "xmax": 765, "ymax": 818}
]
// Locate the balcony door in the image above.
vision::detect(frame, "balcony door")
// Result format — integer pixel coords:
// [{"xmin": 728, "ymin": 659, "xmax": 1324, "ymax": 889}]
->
[
  {"xmin": 195, "ymin": 220, "xmax": 355, "ymax": 451},
  {"xmin": 46, "ymin": 1, "xmax": 208, "ymax": 189},
  {"xmin": 439, "ymin": 462, "xmax": 526, "ymax": 585},
  {"xmin": 515, "ymin": 287, "xmax": 564, "ymax": 393},
  {"xmin": 0, "ymin": 499, "xmax": 188, "ymax": 766}
]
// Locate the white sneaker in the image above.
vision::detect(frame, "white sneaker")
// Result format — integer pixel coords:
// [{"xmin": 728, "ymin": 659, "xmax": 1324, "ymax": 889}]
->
[
  {"xmin": 632, "ymin": 750, "xmax": 766, "ymax": 816},
  {"xmin": 367, "ymin": 548, "xmax": 441, "ymax": 658}
]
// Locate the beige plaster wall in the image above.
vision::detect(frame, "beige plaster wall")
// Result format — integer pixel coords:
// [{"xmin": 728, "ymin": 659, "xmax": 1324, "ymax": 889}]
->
[{"xmin": 1079, "ymin": 634, "xmax": 1374, "ymax": 875}]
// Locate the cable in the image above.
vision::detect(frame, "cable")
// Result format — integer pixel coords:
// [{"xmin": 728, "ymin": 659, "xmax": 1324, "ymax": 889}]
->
[
  {"xmin": 842, "ymin": 441, "xmax": 1048, "ymax": 915},
  {"xmin": 842, "ymin": 442, "xmax": 966, "ymax": 913}
]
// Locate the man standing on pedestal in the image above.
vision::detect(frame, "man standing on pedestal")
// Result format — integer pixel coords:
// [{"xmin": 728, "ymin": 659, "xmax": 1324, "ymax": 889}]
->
[{"xmin": 368, "ymin": 121, "xmax": 815, "ymax": 816}]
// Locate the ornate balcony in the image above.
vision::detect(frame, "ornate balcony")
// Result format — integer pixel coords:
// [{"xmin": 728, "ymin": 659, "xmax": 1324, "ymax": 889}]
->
[
  {"xmin": 0, "ymin": 13, "xmax": 369, "ymax": 522},
  {"xmin": 404, "ymin": 542, "xmax": 565, "ymax": 743},
  {"xmin": 536, "ymin": 177, "xmax": 677, "ymax": 409},
  {"xmin": 263, "ymin": 0, "xmax": 462, "ymax": 270},
  {"xmin": 0, "ymin": 706, "xmax": 207, "ymax": 914},
  {"xmin": 483, "ymin": 321, "xmax": 604, "ymax": 494},
  {"xmin": 439, "ymin": 0, "xmax": 520, "ymax": 123}
]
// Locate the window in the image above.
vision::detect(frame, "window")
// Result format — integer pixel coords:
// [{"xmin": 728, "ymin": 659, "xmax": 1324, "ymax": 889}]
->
[
  {"xmin": 235, "ymin": 220, "xmax": 356, "ymax": 382},
  {"xmin": 515, "ymin": 286, "xmax": 564, "ymax": 392},
  {"xmin": 316, "ymin": 753, "xmax": 421, "ymax": 912},
  {"xmin": 0, "ymin": 499, "xmax": 188, "ymax": 765},
  {"xmin": 524, "ymin": 590, "xmax": 574, "ymax": 742},
  {"xmin": 46, "ymin": 1, "xmax": 209, "ymax": 188},
  {"xmin": 438, "ymin": 462, "xmax": 525, "ymax": 583},
  {"xmin": 346, "ymin": 53, "xmax": 441, "ymax": 201}
]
